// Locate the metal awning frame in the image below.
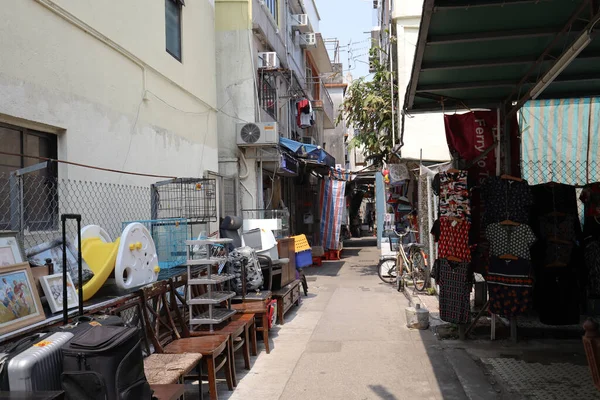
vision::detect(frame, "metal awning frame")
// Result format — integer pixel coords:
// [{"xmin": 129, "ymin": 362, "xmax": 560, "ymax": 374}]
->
[{"xmin": 405, "ymin": 0, "xmax": 600, "ymax": 115}]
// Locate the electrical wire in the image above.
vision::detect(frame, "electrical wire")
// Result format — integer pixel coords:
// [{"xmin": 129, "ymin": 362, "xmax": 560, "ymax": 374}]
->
[{"xmin": 0, "ymin": 150, "xmax": 176, "ymax": 179}]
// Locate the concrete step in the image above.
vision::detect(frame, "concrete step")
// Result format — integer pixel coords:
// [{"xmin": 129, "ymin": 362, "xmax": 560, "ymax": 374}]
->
[
  {"xmin": 444, "ymin": 348, "xmax": 505, "ymax": 400},
  {"xmin": 343, "ymin": 237, "xmax": 377, "ymax": 247}
]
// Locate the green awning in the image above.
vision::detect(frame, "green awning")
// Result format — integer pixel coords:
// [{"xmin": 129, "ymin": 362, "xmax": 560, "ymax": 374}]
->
[{"xmin": 404, "ymin": 0, "xmax": 600, "ymax": 114}]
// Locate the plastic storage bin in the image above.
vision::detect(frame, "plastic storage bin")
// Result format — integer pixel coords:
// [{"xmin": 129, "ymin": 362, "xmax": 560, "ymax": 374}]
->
[{"xmin": 295, "ymin": 249, "xmax": 312, "ymax": 268}]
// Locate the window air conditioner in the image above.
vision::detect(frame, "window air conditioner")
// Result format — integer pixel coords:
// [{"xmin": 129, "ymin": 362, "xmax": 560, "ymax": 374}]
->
[
  {"xmin": 258, "ymin": 52, "xmax": 279, "ymax": 69},
  {"xmin": 291, "ymin": 14, "xmax": 310, "ymax": 33},
  {"xmin": 300, "ymin": 136, "xmax": 317, "ymax": 146},
  {"xmin": 300, "ymin": 33, "xmax": 317, "ymax": 49}
]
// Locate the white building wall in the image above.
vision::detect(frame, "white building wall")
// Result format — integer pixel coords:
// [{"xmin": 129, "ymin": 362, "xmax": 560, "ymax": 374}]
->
[
  {"xmin": 0, "ymin": 0, "xmax": 219, "ymax": 185},
  {"xmin": 394, "ymin": 1, "xmax": 449, "ymax": 161}
]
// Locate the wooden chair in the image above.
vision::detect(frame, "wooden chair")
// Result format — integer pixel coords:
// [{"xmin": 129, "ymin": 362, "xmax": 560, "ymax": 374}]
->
[
  {"xmin": 169, "ymin": 277, "xmax": 252, "ymax": 386},
  {"xmin": 231, "ymin": 300, "xmax": 271, "ymax": 354},
  {"xmin": 109, "ymin": 297, "xmax": 203, "ymax": 389},
  {"xmin": 140, "ymin": 281, "xmax": 233, "ymax": 400}
]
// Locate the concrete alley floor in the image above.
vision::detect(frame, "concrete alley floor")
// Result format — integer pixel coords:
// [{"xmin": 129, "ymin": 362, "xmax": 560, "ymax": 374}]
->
[{"xmin": 214, "ymin": 246, "xmax": 480, "ymax": 400}]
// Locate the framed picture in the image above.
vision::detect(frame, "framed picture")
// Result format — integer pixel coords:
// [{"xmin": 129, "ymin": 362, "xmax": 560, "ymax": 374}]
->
[
  {"xmin": 0, "ymin": 232, "xmax": 25, "ymax": 267},
  {"xmin": 26, "ymin": 239, "xmax": 94, "ymax": 287},
  {"xmin": 0, "ymin": 262, "xmax": 45, "ymax": 335},
  {"xmin": 40, "ymin": 273, "xmax": 78, "ymax": 314}
]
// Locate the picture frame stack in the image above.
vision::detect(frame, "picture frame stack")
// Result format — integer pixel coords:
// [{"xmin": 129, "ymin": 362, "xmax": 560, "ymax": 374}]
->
[
  {"xmin": 0, "ymin": 232, "xmax": 46, "ymax": 335},
  {"xmin": 0, "ymin": 231, "xmax": 80, "ymax": 336}
]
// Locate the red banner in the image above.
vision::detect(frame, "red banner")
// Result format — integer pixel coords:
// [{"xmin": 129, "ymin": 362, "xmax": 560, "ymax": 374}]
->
[{"xmin": 444, "ymin": 111, "xmax": 520, "ymax": 184}]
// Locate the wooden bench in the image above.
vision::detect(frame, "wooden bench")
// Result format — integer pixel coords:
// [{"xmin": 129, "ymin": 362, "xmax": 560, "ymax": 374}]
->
[{"xmin": 271, "ymin": 280, "xmax": 301, "ymax": 325}]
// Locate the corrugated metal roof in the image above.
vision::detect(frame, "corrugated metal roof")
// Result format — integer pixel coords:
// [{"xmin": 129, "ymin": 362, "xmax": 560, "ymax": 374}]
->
[{"xmin": 404, "ymin": 0, "xmax": 600, "ymax": 114}]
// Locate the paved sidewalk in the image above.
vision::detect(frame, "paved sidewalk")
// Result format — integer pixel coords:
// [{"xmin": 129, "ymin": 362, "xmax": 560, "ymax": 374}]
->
[{"xmin": 217, "ymin": 246, "xmax": 485, "ymax": 400}]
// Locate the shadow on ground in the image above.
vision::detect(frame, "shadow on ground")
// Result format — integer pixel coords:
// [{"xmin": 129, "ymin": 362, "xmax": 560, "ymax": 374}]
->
[{"xmin": 303, "ymin": 261, "xmax": 345, "ymax": 277}]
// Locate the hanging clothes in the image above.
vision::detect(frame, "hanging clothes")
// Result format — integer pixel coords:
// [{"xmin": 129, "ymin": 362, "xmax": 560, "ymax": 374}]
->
[
  {"xmin": 433, "ymin": 171, "xmax": 471, "ymax": 221},
  {"xmin": 438, "ymin": 219, "xmax": 471, "ymax": 262},
  {"xmin": 438, "ymin": 259, "xmax": 472, "ymax": 324},
  {"xmin": 486, "ymin": 257, "xmax": 533, "ymax": 317},
  {"xmin": 486, "ymin": 223, "xmax": 537, "ymax": 260},
  {"xmin": 481, "ymin": 177, "xmax": 533, "ymax": 227},
  {"xmin": 296, "ymin": 99, "xmax": 313, "ymax": 129}
]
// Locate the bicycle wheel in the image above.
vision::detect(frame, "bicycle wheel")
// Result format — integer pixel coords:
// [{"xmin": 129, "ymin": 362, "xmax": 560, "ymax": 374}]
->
[
  {"xmin": 377, "ymin": 257, "xmax": 397, "ymax": 284},
  {"xmin": 410, "ymin": 249, "xmax": 427, "ymax": 292}
]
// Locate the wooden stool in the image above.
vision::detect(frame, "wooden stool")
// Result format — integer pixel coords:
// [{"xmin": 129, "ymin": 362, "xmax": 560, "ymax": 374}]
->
[{"xmin": 232, "ymin": 301, "xmax": 271, "ymax": 354}]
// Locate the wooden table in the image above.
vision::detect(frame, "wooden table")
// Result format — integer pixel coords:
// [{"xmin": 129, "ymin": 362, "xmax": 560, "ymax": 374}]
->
[
  {"xmin": 232, "ymin": 300, "xmax": 271, "ymax": 354},
  {"xmin": 271, "ymin": 280, "xmax": 301, "ymax": 325},
  {"xmin": 150, "ymin": 384, "xmax": 185, "ymax": 400}
]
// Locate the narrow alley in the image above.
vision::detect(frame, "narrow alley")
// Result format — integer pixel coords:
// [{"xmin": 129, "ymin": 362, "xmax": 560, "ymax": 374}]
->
[{"xmin": 220, "ymin": 246, "xmax": 476, "ymax": 400}]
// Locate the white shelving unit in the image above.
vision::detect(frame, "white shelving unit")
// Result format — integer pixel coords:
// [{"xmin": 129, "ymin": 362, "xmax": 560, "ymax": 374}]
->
[{"xmin": 185, "ymin": 238, "xmax": 237, "ymax": 331}]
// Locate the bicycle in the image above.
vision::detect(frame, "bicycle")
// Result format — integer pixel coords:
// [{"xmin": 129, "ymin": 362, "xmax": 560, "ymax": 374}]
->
[{"xmin": 377, "ymin": 229, "xmax": 428, "ymax": 292}]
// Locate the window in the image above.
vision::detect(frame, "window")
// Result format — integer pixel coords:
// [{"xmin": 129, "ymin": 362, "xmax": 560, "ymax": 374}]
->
[
  {"xmin": 0, "ymin": 124, "xmax": 58, "ymax": 231},
  {"xmin": 259, "ymin": 74, "xmax": 277, "ymax": 120},
  {"xmin": 165, "ymin": 0, "xmax": 183, "ymax": 61},
  {"xmin": 265, "ymin": 0, "xmax": 278, "ymax": 23}
]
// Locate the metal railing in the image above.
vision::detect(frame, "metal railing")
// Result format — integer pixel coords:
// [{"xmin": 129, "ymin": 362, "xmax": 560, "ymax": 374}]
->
[
  {"xmin": 320, "ymin": 79, "xmax": 335, "ymax": 126},
  {"xmin": 259, "ymin": 76, "xmax": 277, "ymax": 120}
]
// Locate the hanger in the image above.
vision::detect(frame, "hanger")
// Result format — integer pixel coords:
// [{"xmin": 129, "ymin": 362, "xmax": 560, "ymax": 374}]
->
[
  {"xmin": 546, "ymin": 261, "xmax": 567, "ymax": 268},
  {"xmin": 500, "ymin": 220, "xmax": 520, "ymax": 226},
  {"xmin": 501, "ymin": 174, "xmax": 523, "ymax": 182},
  {"xmin": 549, "ymin": 237, "xmax": 571, "ymax": 245},
  {"xmin": 447, "ymin": 256, "xmax": 463, "ymax": 262},
  {"xmin": 446, "ymin": 168, "xmax": 461, "ymax": 174},
  {"xmin": 499, "ymin": 254, "xmax": 518, "ymax": 260},
  {"xmin": 547, "ymin": 211, "xmax": 567, "ymax": 217}
]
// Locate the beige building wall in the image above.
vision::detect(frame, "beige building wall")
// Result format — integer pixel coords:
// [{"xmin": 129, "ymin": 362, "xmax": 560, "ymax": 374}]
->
[
  {"xmin": 0, "ymin": 0, "xmax": 219, "ymax": 184},
  {"xmin": 394, "ymin": 0, "xmax": 449, "ymax": 161}
]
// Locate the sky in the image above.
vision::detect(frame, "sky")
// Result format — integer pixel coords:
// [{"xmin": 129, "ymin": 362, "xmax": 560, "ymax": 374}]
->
[{"xmin": 316, "ymin": 0, "xmax": 376, "ymax": 79}]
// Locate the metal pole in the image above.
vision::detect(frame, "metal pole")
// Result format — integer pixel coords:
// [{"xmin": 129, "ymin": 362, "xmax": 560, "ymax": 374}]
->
[
  {"xmin": 496, "ymin": 107, "xmax": 501, "ymax": 176},
  {"xmin": 389, "ymin": 3, "xmax": 396, "ymax": 146},
  {"xmin": 426, "ymin": 175, "xmax": 434, "ymax": 273}
]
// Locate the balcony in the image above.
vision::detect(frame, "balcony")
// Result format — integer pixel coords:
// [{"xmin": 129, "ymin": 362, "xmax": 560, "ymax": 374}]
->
[
  {"xmin": 320, "ymin": 81, "xmax": 335, "ymax": 128},
  {"xmin": 252, "ymin": 0, "xmax": 286, "ymax": 67},
  {"xmin": 311, "ymin": 79, "xmax": 335, "ymax": 129}
]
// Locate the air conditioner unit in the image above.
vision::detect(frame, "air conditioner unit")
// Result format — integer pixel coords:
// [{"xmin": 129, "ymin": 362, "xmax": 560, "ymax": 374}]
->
[
  {"xmin": 300, "ymin": 136, "xmax": 317, "ymax": 146},
  {"xmin": 300, "ymin": 33, "xmax": 317, "ymax": 49},
  {"xmin": 291, "ymin": 14, "xmax": 310, "ymax": 33},
  {"xmin": 237, "ymin": 122, "xmax": 278, "ymax": 146},
  {"xmin": 258, "ymin": 52, "xmax": 279, "ymax": 69}
]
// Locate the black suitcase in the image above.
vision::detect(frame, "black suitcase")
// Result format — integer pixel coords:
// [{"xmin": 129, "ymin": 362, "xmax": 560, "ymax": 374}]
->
[{"xmin": 61, "ymin": 325, "xmax": 152, "ymax": 400}]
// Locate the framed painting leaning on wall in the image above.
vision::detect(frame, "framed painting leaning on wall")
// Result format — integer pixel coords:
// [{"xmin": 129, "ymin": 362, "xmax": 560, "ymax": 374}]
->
[{"xmin": 0, "ymin": 262, "xmax": 45, "ymax": 335}]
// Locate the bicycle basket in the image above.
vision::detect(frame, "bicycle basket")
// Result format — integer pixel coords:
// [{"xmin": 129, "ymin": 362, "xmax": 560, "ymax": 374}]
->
[{"xmin": 388, "ymin": 237, "xmax": 400, "ymax": 252}]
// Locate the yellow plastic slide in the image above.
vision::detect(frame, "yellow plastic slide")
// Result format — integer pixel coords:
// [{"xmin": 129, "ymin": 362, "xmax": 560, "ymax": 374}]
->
[{"xmin": 79, "ymin": 237, "xmax": 121, "ymax": 301}]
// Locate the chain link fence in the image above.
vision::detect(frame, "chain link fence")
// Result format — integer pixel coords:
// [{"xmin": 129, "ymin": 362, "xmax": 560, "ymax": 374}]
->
[
  {"xmin": 0, "ymin": 165, "xmax": 225, "ymax": 263},
  {"xmin": 521, "ymin": 160, "xmax": 588, "ymax": 221},
  {"xmin": 0, "ymin": 172, "xmax": 152, "ymax": 255}
]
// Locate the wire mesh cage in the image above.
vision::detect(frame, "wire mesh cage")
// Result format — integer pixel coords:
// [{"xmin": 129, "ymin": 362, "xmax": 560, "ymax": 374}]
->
[
  {"xmin": 151, "ymin": 178, "xmax": 217, "ymax": 224},
  {"xmin": 122, "ymin": 218, "xmax": 189, "ymax": 269}
]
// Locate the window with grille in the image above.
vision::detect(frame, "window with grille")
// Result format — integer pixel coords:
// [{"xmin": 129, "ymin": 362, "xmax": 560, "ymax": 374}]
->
[
  {"xmin": 0, "ymin": 123, "xmax": 58, "ymax": 231},
  {"xmin": 259, "ymin": 74, "xmax": 277, "ymax": 120}
]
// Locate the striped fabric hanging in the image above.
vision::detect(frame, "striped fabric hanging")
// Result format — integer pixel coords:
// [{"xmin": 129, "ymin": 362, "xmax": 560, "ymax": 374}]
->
[
  {"xmin": 319, "ymin": 178, "xmax": 346, "ymax": 250},
  {"xmin": 520, "ymin": 98, "xmax": 600, "ymax": 185}
]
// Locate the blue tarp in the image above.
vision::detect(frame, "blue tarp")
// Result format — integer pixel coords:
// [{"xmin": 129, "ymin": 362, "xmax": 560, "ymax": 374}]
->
[{"xmin": 279, "ymin": 138, "xmax": 335, "ymax": 168}]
